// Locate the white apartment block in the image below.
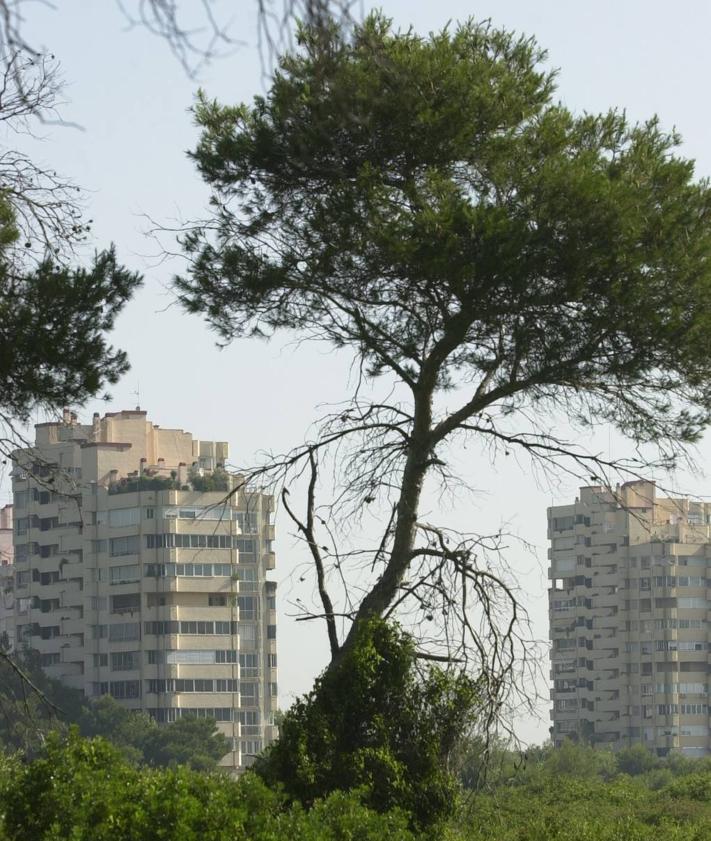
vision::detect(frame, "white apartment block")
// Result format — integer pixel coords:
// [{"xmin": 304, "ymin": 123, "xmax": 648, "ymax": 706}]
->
[
  {"xmin": 549, "ymin": 480, "xmax": 711, "ymax": 758},
  {"xmin": 11, "ymin": 409, "xmax": 277, "ymax": 769}
]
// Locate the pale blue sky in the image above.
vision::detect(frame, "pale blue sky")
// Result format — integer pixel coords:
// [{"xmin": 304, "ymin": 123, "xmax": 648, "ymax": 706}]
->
[{"xmin": 4, "ymin": 1, "xmax": 711, "ymax": 744}]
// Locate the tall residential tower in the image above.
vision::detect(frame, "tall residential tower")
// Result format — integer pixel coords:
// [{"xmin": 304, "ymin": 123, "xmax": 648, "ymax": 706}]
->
[
  {"xmin": 549, "ymin": 480, "xmax": 711, "ymax": 757},
  {"xmin": 11, "ymin": 409, "xmax": 277, "ymax": 769}
]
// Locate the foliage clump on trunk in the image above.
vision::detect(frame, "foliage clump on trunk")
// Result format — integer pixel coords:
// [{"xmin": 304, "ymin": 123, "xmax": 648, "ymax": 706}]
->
[{"xmin": 255, "ymin": 618, "xmax": 479, "ymax": 828}]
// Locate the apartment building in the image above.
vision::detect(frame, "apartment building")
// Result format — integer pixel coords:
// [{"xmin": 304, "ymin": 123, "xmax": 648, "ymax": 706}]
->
[
  {"xmin": 11, "ymin": 409, "xmax": 277, "ymax": 769},
  {"xmin": 0, "ymin": 504, "xmax": 13, "ymax": 647},
  {"xmin": 548, "ymin": 480, "xmax": 711, "ymax": 757}
]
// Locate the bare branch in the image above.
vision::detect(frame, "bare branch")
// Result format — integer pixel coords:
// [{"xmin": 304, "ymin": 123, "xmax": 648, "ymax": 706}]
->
[{"xmin": 281, "ymin": 451, "xmax": 340, "ymax": 658}]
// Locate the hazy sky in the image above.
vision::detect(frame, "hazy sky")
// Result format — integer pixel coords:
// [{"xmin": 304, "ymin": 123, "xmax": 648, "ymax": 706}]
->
[{"xmin": 4, "ymin": 0, "xmax": 711, "ymax": 744}]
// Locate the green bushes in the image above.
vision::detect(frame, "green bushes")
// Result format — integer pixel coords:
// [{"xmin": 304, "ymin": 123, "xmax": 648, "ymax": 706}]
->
[
  {"xmin": 0, "ymin": 733, "xmax": 416, "ymax": 841},
  {"xmin": 8, "ymin": 731, "xmax": 711, "ymax": 839}
]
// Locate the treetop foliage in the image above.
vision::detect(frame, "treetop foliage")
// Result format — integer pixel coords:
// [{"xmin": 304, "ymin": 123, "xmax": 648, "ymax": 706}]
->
[
  {"xmin": 0, "ymin": 190, "xmax": 140, "ymax": 424},
  {"xmin": 179, "ymin": 13, "xmax": 711, "ymax": 450},
  {"xmin": 0, "ymin": 245, "xmax": 141, "ymax": 421}
]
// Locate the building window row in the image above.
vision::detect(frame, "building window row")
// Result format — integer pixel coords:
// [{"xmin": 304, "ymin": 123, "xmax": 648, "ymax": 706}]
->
[
  {"xmin": 653, "ymin": 683, "xmax": 707, "ymax": 695},
  {"xmin": 144, "ymin": 620, "xmax": 239, "ymax": 636},
  {"xmin": 91, "ymin": 623, "xmax": 141, "ymax": 641},
  {"xmin": 145, "ymin": 534, "xmax": 256, "ymax": 555},
  {"xmin": 655, "ymin": 641, "xmax": 708, "ymax": 652},
  {"xmin": 145, "ymin": 562, "xmax": 234, "ymax": 578},
  {"xmin": 148, "ymin": 707, "xmax": 235, "ymax": 723},
  {"xmin": 654, "ymin": 618, "xmax": 704, "ymax": 630},
  {"xmin": 652, "ymin": 576, "xmax": 709, "ymax": 588},
  {"xmin": 681, "ymin": 704, "xmax": 708, "ymax": 715},
  {"xmin": 147, "ymin": 678, "xmax": 240, "ymax": 694},
  {"xmin": 91, "ymin": 680, "xmax": 141, "ymax": 699}
]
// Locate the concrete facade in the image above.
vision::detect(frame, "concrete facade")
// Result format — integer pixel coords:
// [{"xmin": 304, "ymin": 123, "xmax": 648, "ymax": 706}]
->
[
  {"xmin": 11, "ymin": 410, "xmax": 277, "ymax": 769},
  {"xmin": 0, "ymin": 504, "xmax": 13, "ymax": 648},
  {"xmin": 549, "ymin": 480, "xmax": 711, "ymax": 757}
]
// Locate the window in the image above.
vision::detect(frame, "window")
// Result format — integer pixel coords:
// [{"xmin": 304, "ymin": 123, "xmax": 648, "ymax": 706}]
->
[
  {"xmin": 678, "ymin": 598, "xmax": 709, "ymax": 609},
  {"xmin": 166, "ymin": 650, "xmax": 216, "ymax": 664},
  {"xmin": 111, "ymin": 593, "xmax": 140, "ymax": 613},
  {"xmin": 145, "ymin": 533, "xmax": 237, "ymax": 551},
  {"xmin": 145, "ymin": 620, "xmax": 179, "ymax": 636},
  {"xmin": 110, "ymin": 565, "xmax": 140, "ymax": 585},
  {"xmin": 681, "ymin": 725, "xmax": 709, "ymax": 737},
  {"xmin": 214, "ymin": 679, "xmax": 239, "ymax": 692},
  {"xmin": 208, "ymin": 594, "xmax": 227, "ymax": 607},
  {"xmin": 239, "ymin": 623, "xmax": 256, "ymax": 643},
  {"xmin": 109, "ymin": 535, "xmax": 139, "ymax": 557},
  {"xmin": 108, "ymin": 622, "xmax": 140, "ymax": 642},
  {"xmin": 111, "ymin": 651, "xmax": 139, "ymax": 671},
  {"xmin": 110, "ymin": 680, "xmax": 140, "ymax": 699},
  {"xmin": 238, "ymin": 596, "xmax": 256, "ymax": 619},
  {"xmin": 240, "ymin": 682, "xmax": 259, "ymax": 701},
  {"xmin": 267, "ymin": 653, "xmax": 277, "ymax": 668},
  {"xmin": 240, "ymin": 653, "xmax": 258, "ymax": 677},
  {"xmin": 40, "ymin": 598, "xmax": 59, "ymax": 613},
  {"xmin": 148, "ymin": 708, "xmax": 234, "ymax": 724},
  {"xmin": 216, "ymin": 650, "xmax": 238, "ymax": 663},
  {"xmin": 108, "ymin": 507, "xmax": 140, "ymax": 528},
  {"xmin": 93, "ymin": 653, "xmax": 108, "ymax": 668},
  {"xmin": 678, "ymin": 641, "xmax": 707, "ymax": 652},
  {"xmin": 241, "ymin": 740, "xmax": 262, "ymax": 756},
  {"xmin": 681, "ymin": 704, "xmax": 708, "ymax": 715},
  {"xmin": 144, "ymin": 561, "xmax": 233, "ymax": 578},
  {"xmin": 267, "ymin": 625, "xmax": 276, "ymax": 640},
  {"xmin": 236, "ymin": 538, "xmax": 256, "ymax": 559},
  {"xmin": 144, "ymin": 621, "xmax": 237, "ymax": 636},
  {"xmin": 40, "ymin": 653, "xmax": 60, "ymax": 666},
  {"xmin": 233, "ymin": 511, "xmax": 259, "ymax": 532},
  {"xmin": 235, "ymin": 567, "xmax": 257, "ymax": 591}
]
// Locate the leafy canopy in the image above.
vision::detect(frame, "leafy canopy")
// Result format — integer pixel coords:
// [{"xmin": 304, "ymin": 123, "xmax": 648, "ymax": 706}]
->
[
  {"xmin": 179, "ymin": 14, "xmax": 711, "ymax": 451},
  {"xmin": 0, "ymin": 194, "xmax": 140, "ymax": 422}
]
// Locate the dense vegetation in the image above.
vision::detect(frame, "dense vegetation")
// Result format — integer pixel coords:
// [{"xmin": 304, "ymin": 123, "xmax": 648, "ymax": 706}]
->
[
  {"xmin": 5, "ymin": 735, "xmax": 711, "ymax": 839},
  {"xmin": 8, "ymin": 631, "xmax": 711, "ymax": 839},
  {"xmin": 0, "ymin": 647, "xmax": 229, "ymax": 769}
]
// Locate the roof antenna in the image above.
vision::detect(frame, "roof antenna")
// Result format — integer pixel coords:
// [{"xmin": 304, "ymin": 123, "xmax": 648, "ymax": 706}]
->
[{"xmin": 133, "ymin": 384, "xmax": 141, "ymax": 411}]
